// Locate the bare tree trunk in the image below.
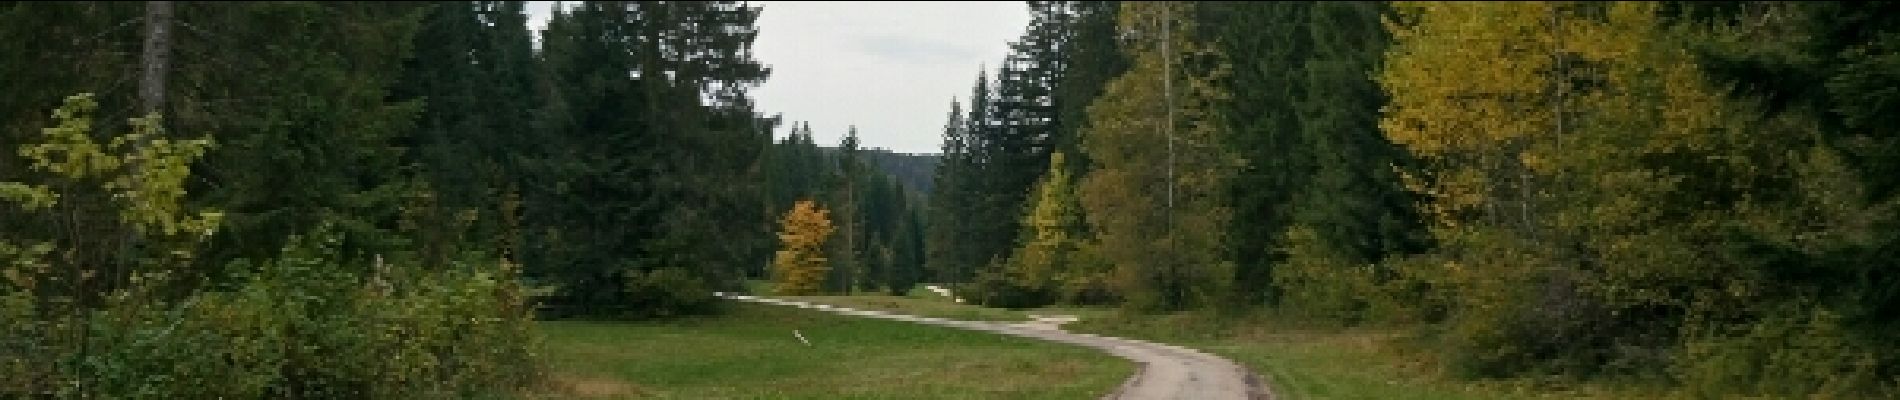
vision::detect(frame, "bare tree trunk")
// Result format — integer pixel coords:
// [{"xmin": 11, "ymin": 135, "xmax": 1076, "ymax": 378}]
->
[
  {"xmin": 1161, "ymin": 2, "xmax": 1178, "ymax": 310},
  {"xmin": 140, "ymin": 1, "xmax": 173, "ymax": 117},
  {"xmin": 119, "ymin": 0, "xmax": 173, "ymax": 288}
]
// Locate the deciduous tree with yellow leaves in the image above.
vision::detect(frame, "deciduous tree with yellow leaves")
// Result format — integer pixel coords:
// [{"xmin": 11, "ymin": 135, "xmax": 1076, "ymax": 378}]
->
[
  {"xmin": 1379, "ymin": 1, "xmax": 1799, "ymax": 378},
  {"xmin": 772, "ymin": 200, "xmax": 835, "ymax": 296}
]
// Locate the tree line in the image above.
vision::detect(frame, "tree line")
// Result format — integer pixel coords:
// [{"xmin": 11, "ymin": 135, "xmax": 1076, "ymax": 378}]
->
[
  {"xmin": 758, "ymin": 123, "xmax": 928, "ymax": 297},
  {"xmin": 932, "ymin": 1, "xmax": 1899, "ymax": 396}
]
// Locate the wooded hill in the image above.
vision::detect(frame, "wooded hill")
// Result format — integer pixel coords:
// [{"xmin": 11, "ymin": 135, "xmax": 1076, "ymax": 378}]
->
[{"xmin": 817, "ymin": 146, "xmax": 939, "ymax": 197}]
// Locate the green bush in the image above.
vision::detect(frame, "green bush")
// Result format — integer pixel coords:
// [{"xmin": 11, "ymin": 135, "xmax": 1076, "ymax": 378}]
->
[
  {"xmin": 617, "ymin": 266, "xmax": 720, "ymax": 319},
  {"xmin": 0, "ymin": 93, "xmax": 542, "ymax": 398},
  {"xmin": 964, "ymin": 258, "xmax": 1056, "ymax": 309},
  {"xmin": 1273, "ymin": 225, "xmax": 1380, "ymax": 324},
  {"xmin": 1393, "ymin": 227, "xmax": 1640, "ymax": 380},
  {"xmin": 0, "ymin": 227, "xmax": 542, "ymax": 399},
  {"xmin": 1678, "ymin": 304, "xmax": 1898, "ymax": 399}
]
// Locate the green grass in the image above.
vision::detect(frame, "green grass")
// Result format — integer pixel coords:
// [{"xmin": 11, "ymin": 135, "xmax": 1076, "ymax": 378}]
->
[
  {"xmin": 1067, "ymin": 311, "xmax": 1670, "ymax": 400},
  {"xmin": 771, "ymin": 294, "xmax": 1669, "ymax": 400},
  {"xmin": 527, "ymin": 302, "xmax": 1134, "ymax": 399}
]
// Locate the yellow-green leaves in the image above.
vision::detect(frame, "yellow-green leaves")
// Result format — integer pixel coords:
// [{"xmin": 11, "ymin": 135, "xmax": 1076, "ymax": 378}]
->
[
  {"xmin": 1010, "ymin": 152, "xmax": 1083, "ymax": 287},
  {"xmin": 0, "ymin": 182, "xmax": 55, "ymax": 211},
  {"xmin": 21, "ymin": 94, "xmax": 119, "ymax": 180},
  {"xmin": 1378, "ymin": 1, "xmax": 1765, "ymax": 376},
  {"xmin": 109, "ymin": 115, "xmax": 220, "ymax": 237},
  {"xmin": 5, "ymin": 93, "xmax": 221, "ymax": 239}
]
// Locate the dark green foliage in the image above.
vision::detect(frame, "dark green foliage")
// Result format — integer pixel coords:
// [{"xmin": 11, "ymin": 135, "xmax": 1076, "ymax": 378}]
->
[
  {"xmin": 0, "ymin": 2, "xmax": 435, "ymax": 283},
  {"xmin": 888, "ymin": 207, "xmax": 927, "ymax": 295},
  {"xmin": 170, "ymin": 2, "xmax": 432, "ymax": 273},
  {"xmin": 756, "ymin": 122, "xmax": 928, "ymax": 296},
  {"xmin": 3, "ymin": 0, "xmax": 790, "ymax": 395},
  {"xmin": 1, "ymin": 94, "xmax": 537, "ymax": 398},
  {"xmin": 390, "ymin": 1, "xmax": 539, "ymax": 269},
  {"xmin": 526, "ymin": 1, "xmax": 771, "ymax": 317},
  {"xmin": 1198, "ymin": 1, "xmax": 1421, "ymax": 310},
  {"xmin": 1665, "ymin": 2, "xmax": 1900, "ymax": 394},
  {"xmin": 961, "ymin": 1, "xmax": 1074, "ymax": 292},
  {"xmin": 1051, "ymin": 1, "xmax": 1126, "ymax": 177},
  {"xmin": 0, "ymin": 2, "xmax": 143, "ymax": 185},
  {"xmin": 1200, "ymin": 2, "xmax": 1313, "ymax": 308},
  {"xmin": 927, "ymin": 94, "xmax": 983, "ymax": 284},
  {"xmin": 932, "ymin": 2, "xmax": 1105, "ymax": 289},
  {"xmin": 4, "ymin": 228, "xmax": 540, "ymax": 399},
  {"xmin": 858, "ymin": 149, "xmax": 940, "ymax": 197},
  {"xmin": 826, "ymin": 127, "xmax": 864, "ymax": 293}
]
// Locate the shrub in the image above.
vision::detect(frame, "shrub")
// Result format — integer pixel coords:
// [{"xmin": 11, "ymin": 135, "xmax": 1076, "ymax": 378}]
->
[
  {"xmin": 1678, "ymin": 304, "xmax": 1898, "ymax": 399},
  {"xmin": 966, "ymin": 257, "xmax": 1055, "ymax": 309},
  {"xmin": 0, "ymin": 225, "xmax": 543, "ymax": 399},
  {"xmin": 0, "ymin": 95, "xmax": 540, "ymax": 397}
]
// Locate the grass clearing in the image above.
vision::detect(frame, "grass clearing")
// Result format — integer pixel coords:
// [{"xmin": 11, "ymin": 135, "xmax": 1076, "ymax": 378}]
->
[{"xmin": 527, "ymin": 302, "xmax": 1133, "ymax": 399}]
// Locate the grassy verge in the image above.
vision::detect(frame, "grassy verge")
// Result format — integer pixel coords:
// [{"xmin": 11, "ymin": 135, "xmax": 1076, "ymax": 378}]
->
[
  {"xmin": 526, "ymin": 302, "xmax": 1133, "ymax": 399},
  {"xmin": 1067, "ymin": 312, "xmax": 1671, "ymax": 400},
  {"xmin": 775, "ymin": 293, "xmax": 1670, "ymax": 399}
]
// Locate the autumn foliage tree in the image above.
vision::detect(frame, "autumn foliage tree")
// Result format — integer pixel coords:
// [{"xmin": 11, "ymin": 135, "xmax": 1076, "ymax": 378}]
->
[
  {"xmin": 1376, "ymin": 2, "xmax": 1891, "ymax": 384},
  {"xmin": 1078, "ymin": 1, "xmax": 1236, "ymax": 312},
  {"xmin": 977, "ymin": 151, "xmax": 1106, "ymax": 307},
  {"xmin": 1012, "ymin": 152, "xmax": 1090, "ymax": 297},
  {"xmin": 773, "ymin": 200, "xmax": 835, "ymax": 296}
]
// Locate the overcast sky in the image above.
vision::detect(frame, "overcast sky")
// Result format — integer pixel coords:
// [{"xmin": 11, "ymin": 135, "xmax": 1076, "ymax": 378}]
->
[{"xmin": 525, "ymin": 1, "xmax": 1030, "ymax": 154}]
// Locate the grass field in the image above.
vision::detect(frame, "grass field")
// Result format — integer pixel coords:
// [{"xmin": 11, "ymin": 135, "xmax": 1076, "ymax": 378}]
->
[{"xmin": 527, "ymin": 302, "xmax": 1134, "ymax": 399}]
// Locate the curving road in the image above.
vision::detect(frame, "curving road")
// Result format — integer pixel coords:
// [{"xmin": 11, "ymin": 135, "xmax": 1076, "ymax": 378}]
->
[{"xmin": 714, "ymin": 293, "xmax": 1272, "ymax": 400}]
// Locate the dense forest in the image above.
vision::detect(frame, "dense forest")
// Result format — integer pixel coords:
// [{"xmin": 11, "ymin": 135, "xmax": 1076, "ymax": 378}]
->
[
  {"xmin": 855, "ymin": 147, "xmax": 938, "ymax": 197},
  {"xmin": 3, "ymin": 1, "xmax": 1897, "ymax": 398},
  {"xmin": 758, "ymin": 123, "xmax": 929, "ymax": 297},
  {"xmin": 0, "ymin": 1, "xmax": 927, "ymax": 397},
  {"xmin": 932, "ymin": 1, "xmax": 1900, "ymax": 397}
]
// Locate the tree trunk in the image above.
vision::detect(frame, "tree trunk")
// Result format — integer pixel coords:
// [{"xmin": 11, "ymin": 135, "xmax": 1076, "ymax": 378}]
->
[
  {"xmin": 119, "ymin": 0, "xmax": 173, "ymax": 288},
  {"xmin": 140, "ymin": 1, "xmax": 173, "ymax": 117}
]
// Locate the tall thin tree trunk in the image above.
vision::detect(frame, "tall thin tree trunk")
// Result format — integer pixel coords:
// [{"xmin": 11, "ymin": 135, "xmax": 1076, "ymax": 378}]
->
[
  {"xmin": 140, "ymin": 1, "xmax": 173, "ymax": 117},
  {"xmin": 1161, "ymin": 2, "xmax": 1178, "ymax": 310},
  {"xmin": 119, "ymin": 0, "xmax": 173, "ymax": 290}
]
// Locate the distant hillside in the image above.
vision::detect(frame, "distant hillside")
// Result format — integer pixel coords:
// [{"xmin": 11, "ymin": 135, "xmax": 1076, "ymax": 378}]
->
[
  {"xmin": 861, "ymin": 149, "xmax": 940, "ymax": 196},
  {"xmin": 817, "ymin": 147, "xmax": 940, "ymax": 197}
]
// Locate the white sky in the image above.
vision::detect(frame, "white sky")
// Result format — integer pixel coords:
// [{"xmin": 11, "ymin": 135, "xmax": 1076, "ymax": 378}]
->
[{"xmin": 526, "ymin": 1, "xmax": 1031, "ymax": 155}]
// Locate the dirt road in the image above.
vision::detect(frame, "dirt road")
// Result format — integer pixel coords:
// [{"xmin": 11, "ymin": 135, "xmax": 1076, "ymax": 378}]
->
[{"xmin": 715, "ymin": 293, "xmax": 1272, "ymax": 400}]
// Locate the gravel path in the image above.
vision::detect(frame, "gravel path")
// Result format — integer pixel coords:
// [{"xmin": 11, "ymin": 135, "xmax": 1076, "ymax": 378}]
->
[{"xmin": 715, "ymin": 292, "xmax": 1272, "ymax": 400}]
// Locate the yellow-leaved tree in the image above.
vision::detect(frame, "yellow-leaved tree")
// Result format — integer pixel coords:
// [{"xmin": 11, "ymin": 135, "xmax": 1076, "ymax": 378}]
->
[
  {"xmin": 1078, "ymin": 1, "xmax": 1237, "ymax": 312},
  {"xmin": 1379, "ymin": 1, "xmax": 1775, "ymax": 377},
  {"xmin": 988, "ymin": 151, "xmax": 1110, "ymax": 306},
  {"xmin": 0, "ymin": 93, "xmax": 220, "ymax": 308},
  {"xmin": 772, "ymin": 200, "xmax": 835, "ymax": 295}
]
